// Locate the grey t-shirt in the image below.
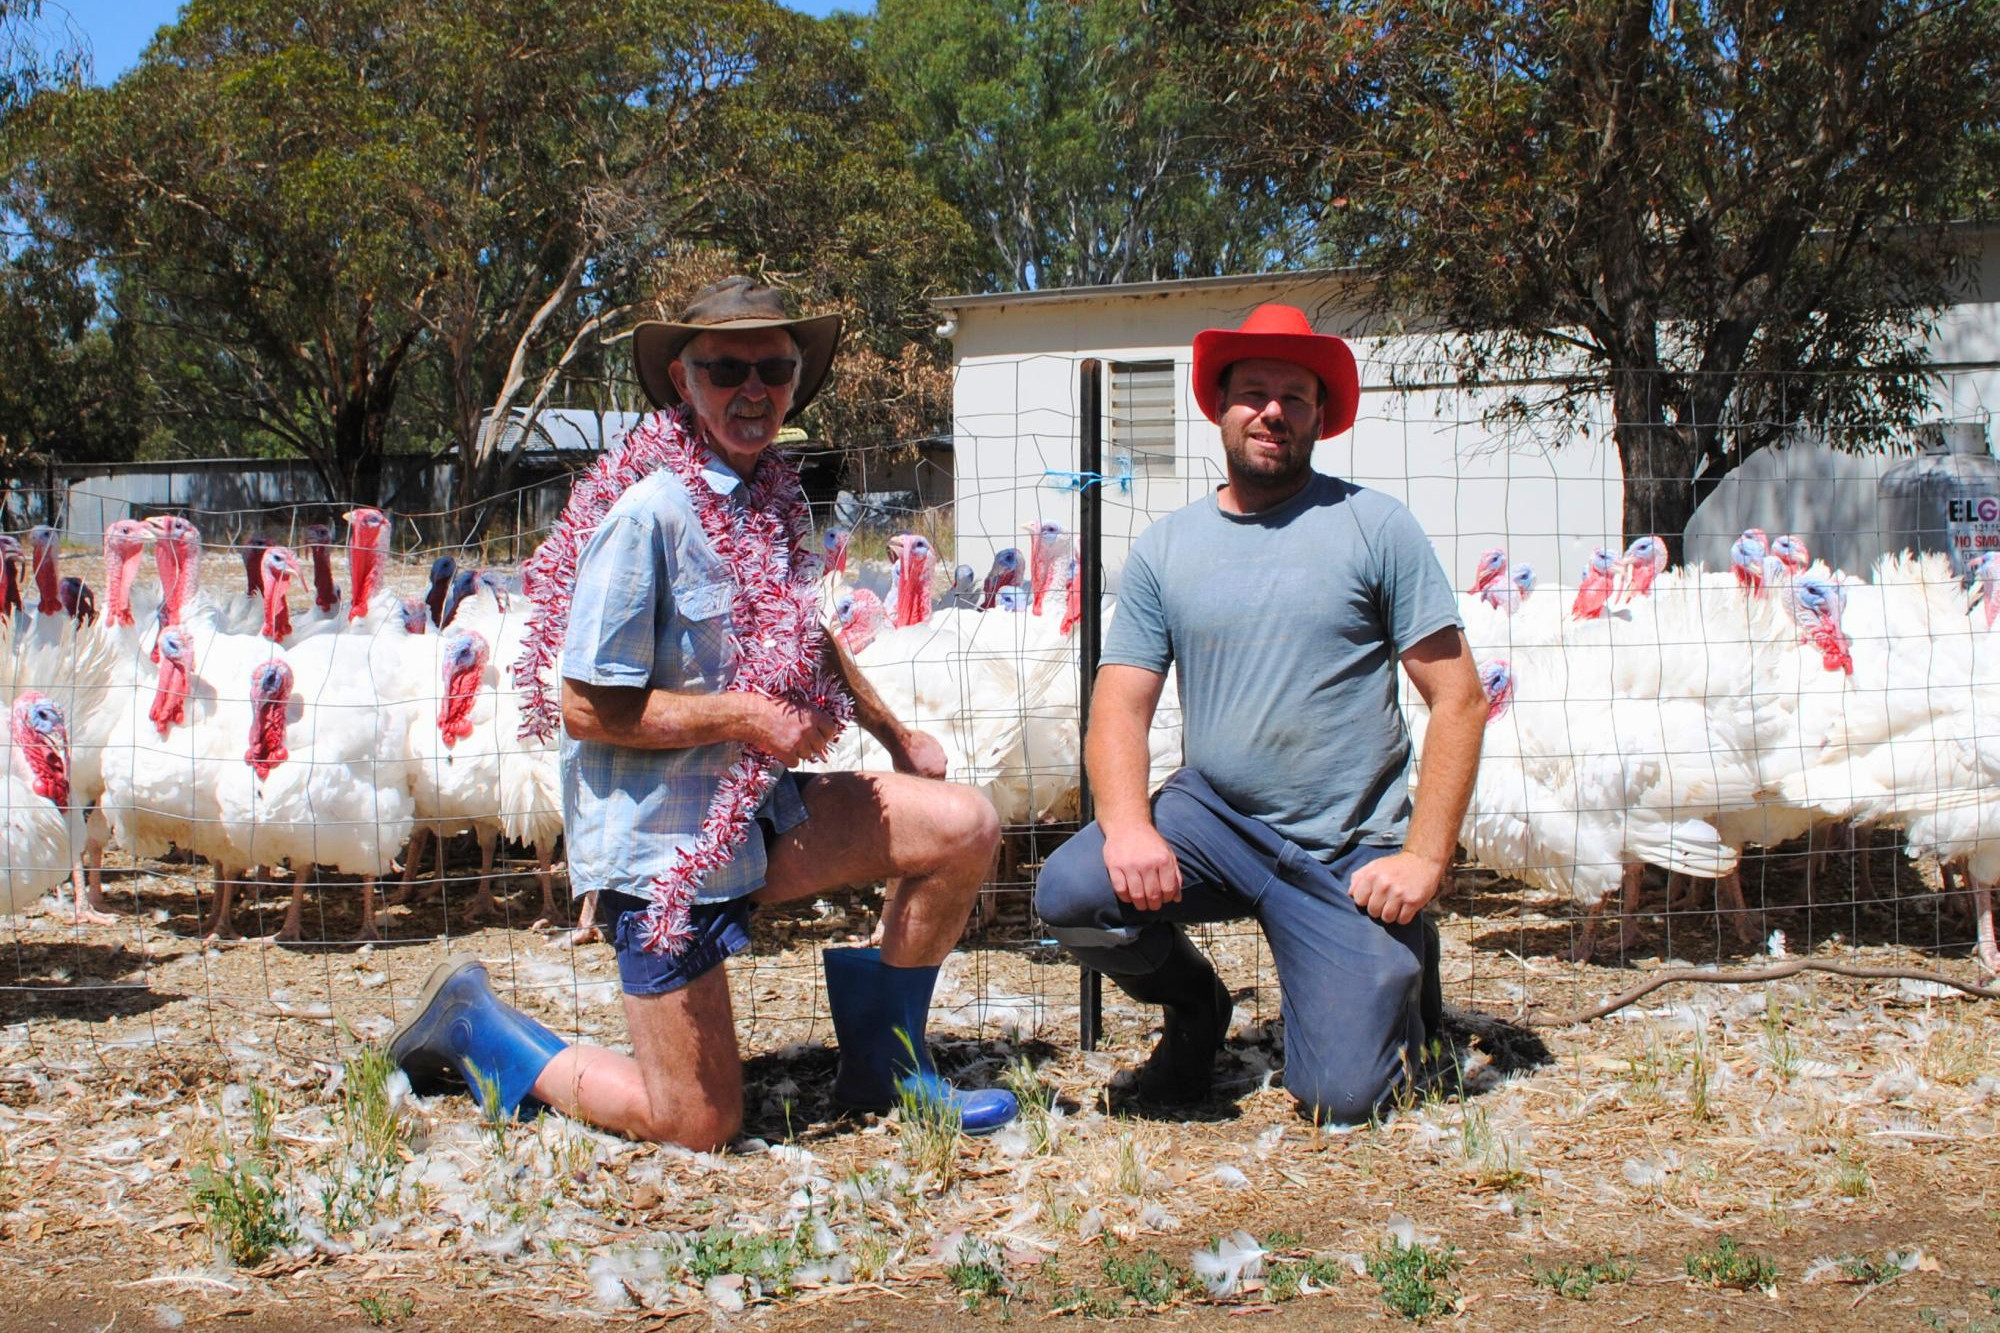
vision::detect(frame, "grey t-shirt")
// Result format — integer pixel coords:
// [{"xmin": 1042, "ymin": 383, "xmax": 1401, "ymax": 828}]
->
[{"xmin": 1103, "ymin": 473, "xmax": 1461, "ymax": 858}]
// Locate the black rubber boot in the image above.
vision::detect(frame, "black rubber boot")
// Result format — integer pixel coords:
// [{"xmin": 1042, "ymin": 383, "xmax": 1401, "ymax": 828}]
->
[
  {"xmin": 1110, "ymin": 930, "xmax": 1233, "ymax": 1105},
  {"xmin": 1419, "ymin": 913, "xmax": 1444, "ymax": 1044}
]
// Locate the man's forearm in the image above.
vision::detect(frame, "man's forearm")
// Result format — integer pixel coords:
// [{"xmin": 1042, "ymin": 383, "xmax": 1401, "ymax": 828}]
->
[
  {"xmin": 824, "ymin": 635, "xmax": 913, "ymax": 755},
  {"xmin": 1085, "ymin": 711, "xmax": 1158, "ymax": 835},
  {"xmin": 563, "ymin": 679, "xmax": 764, "ymax": 751},
  {"xmin": 1404, "ymin": 695, "xmax": 1484, "ymax": 870}
]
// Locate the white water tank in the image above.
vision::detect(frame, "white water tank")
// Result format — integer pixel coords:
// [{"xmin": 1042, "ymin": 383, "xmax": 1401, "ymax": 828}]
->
[{"xmin": 1876, "ymin": 422, "xmax": 2000, "ymax": 576}]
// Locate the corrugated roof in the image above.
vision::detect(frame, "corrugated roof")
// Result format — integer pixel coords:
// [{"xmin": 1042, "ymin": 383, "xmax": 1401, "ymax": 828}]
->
[{"xmin": 932, "ymin": 267, "xmax": 1357, "ymax": 312}]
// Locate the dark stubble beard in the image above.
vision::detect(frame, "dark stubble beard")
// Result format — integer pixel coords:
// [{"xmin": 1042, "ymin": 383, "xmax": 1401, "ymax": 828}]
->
[{"xmin": 1220, "ymin": 415, "xmax": 1314, "ymax": 497}]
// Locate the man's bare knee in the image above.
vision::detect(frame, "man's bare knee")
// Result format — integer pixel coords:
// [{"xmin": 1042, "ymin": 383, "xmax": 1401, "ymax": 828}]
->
[{"xmin": 943, "ymin": 785, "xmax": 1001, "ymax": 866}]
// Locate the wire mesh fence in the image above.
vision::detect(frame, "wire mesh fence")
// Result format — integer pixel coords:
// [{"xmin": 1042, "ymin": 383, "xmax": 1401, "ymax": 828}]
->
[{"xmin": 4, "ymin": 352, "xmax": 2000, "ymax": 1103}]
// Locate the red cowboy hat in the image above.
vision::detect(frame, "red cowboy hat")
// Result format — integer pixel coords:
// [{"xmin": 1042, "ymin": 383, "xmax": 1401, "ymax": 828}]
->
[{"xmin": 1191, "ymin": 303, "xmax": 1360, "ymax": 440}]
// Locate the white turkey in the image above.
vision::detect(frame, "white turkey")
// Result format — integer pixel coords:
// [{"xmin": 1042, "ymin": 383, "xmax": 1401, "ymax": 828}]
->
[
  {"xmin": 96, "ymin": 624, "xmax": 269, "ymax": 938},
  {"xmin": 391, "ymin": 573, "xmax": 564, "ymax": 925},
  {"xmin": 1420, "ymin": 655, "xmax": 1744, "ymax": 961},
  {"xmin": 213, "ymin": 648, "xmax": 421, "ymax": 942},
  {"xmin": 0, "ymin": 693, "xmax": 80, "ymax": 917}
]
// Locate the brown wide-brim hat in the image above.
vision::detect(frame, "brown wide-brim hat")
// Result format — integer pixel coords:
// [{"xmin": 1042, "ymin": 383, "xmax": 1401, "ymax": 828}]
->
[
  {"xmin": 1190, "ymin": 303, "xmax": 1360, "ymax": 440},
  {"xmin": 631, "ymin": 276, "xmax": 843, "ymax": 420}
]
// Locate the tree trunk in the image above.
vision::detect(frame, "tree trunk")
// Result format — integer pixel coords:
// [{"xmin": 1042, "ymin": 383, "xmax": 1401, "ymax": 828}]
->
[{"xmin": 1611, "ymin": 365, "xmax": 1703, "ymax": 549}]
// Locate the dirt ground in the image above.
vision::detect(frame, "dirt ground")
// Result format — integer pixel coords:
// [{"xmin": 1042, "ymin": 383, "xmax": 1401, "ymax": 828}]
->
[{"xmin": 3, "ymin": 833, "xmax": 1997, "ymax": 1333}]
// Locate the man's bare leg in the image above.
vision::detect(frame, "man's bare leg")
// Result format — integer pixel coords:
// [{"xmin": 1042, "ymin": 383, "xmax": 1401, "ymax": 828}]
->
[
  {"xmin": 529, "ymin": 966, "xmax": 744, "ymax": 1149},
  {"xmin": 527, "ymin": 771, "xmax": 995, "ymax": 1147},
  {"xmin": 756, "ymin": 771, "xmax": 998, "ymax": 965}
]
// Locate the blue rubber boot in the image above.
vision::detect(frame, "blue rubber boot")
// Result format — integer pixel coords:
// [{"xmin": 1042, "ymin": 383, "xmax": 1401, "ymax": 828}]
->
[
  {"xmin": 823, "ymin": 946, "xmax": 1018, "ymax": 1136},
  {"xmin": 388, "ymin": 954, "xmax": 566, "ymax": 1120}
]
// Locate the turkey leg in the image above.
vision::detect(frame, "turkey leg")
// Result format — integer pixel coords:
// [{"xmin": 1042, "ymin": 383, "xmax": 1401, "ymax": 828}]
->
[
  {"xmin": 1713, "ymin": 868, "xmax": 1758, "ymax": 944},
  {"xmin": 389, "ymin": 827, "xmax": 433, "ymax": 907},
  {"xmin": 203, "ymin": 865, "xmax": 245, "ymax": 941},
  {"xmin": 1571, "ymin": 863, "xmax": 1646, "ymax": 963},
  {"xmin": 355, "ymin": 876, "xmax": 380, "ymax": 943},
  {"xmin": 467, "ymin": 829, "xmax": 500, "ymax": 920},
  {"xmin": 1974, "ymin": 876, "xmax": 1999, "ymax": 978},
  {"xmin": 270, "ymin": 866, "xmax": 309, "ymax": 943},
  {"xmin": 532, "ymin": 840, "xmax": 563, "ymax": 926}
]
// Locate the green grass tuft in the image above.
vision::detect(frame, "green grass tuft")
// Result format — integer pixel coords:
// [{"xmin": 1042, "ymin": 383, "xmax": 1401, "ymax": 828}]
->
[
  {"xmin": 187, "ymin": 1086, "xmax": 296, "ymax": 1266},
  {"xmin": 1684, "ymin": 1235, "xmax": 1778, "ymax": 1291},
  {"xmin": 947, "ymin": 1237, "xmax": 1010, "ymax": 1309},
  {"xmin": 1531, "ymin": 1255, "xmax": 1635, "ymax": 1300},
  {"xmin": 1101, "ymin": 1246, "xmax": 1192, "ymax": 1307},
  {"xmin": 1367, "ymin": 1237, "xmax": 1460, "ymax": 1322},
  {"xmin": 894, "ymin": 1029, "xmax": 962, "ymax": 1189}
]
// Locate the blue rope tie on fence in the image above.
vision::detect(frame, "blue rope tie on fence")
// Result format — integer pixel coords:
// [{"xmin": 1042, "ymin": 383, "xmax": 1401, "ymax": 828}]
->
[{"xmin": 1044, "ymin": 457, "xmax": 1132, "ymax": 493}]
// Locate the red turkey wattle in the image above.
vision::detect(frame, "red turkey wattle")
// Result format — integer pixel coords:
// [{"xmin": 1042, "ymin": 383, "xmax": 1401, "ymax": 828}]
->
[
  {"xmin": 101, "ymin": 520, "xmax": 150, "ymax": 629},
  {"xmin": 246, "ymin": 661, "xmax": 293, "ymax": 780},
  {"xmin": 28, "ymin": 526, "xmax": 63, "ymax": 616},
  {"xmin": 1060, "ymin": 554, "xmax": 1082, "ymax": 635},
  {"xmin": 259, "ymin": 547, "xmax": 297, "ymax": 643},
  {"xmin": 1025, "ymin": 521, "xmax": 1070, "ymax": 616},
  {"xmin": 437, "ymin": 633, "xmax": 489, "ymax": 749},
  {"xmin": 305, "ymin": 524, "xmax": 340, "ymax": 613},
  {"xmin": 343, "ymin": 507, "xmax": 390, "ymax": 622},
  {"xmin": 888, "ymin": 534, "xmax": 934, "ymax": 628},
  {"xmin": 150, "ymin": 629, "xmax": 194, "ymax": 738},
  {"xmin": 0, "ymin": 538, "xmax": 21, "ymax": 619},
  {"xmin": 239, "ymin": 534, "xmax": 270, "ymax": 597},
  {"xmin": 11, "ymin": 693, "xmax": 71, "ymax": 810}
]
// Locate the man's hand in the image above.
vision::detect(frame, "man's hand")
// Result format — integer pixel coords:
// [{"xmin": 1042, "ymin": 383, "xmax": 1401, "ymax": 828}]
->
[
  {"xmin": 1103, "ymin": 824, "xmax": 1182, "ymax": 913},
  {"xmin": 1347, "ymin": 851, "xmax": 1445, "ymax": 925},
  {"xmin": 886, "ymin": 727, "xmax": 948, "ymax": 779},
  {"xmin": 753, "ymin": 698, "xmax": 840, "ymax": 766}
]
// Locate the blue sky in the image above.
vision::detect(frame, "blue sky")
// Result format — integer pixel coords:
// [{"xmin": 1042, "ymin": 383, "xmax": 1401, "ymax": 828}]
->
[{"xmin": 41, "ymin": 0, "xmax": 872, "ymax": 83}]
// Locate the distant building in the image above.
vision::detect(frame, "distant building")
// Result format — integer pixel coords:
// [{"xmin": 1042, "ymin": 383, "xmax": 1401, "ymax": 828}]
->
[
  {"xmin": 477, "ymin": 408, "xmax": 647, "ymax": 463},
  {"xmin": 935, "ymin": 233, "xmax": 2000, "ymax": 588}
]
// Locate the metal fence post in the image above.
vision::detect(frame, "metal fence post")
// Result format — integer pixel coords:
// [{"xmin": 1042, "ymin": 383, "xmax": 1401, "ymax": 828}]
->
[{"xmin": 1076, "ymin": 359, "xmax": 1105, "ymax": 1051}]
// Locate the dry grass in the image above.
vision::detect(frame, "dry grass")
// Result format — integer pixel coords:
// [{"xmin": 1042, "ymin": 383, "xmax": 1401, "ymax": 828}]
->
[{"xmin": 1, "ymin": 838, "xmax": 1997, "ymax": 1329}]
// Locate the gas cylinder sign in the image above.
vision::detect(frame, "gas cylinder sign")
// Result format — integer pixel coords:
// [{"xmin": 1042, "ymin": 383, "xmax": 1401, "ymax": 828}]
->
[{"xmin": 1947, "ymin": 495, "xmax": 2000, "ymax": 564}]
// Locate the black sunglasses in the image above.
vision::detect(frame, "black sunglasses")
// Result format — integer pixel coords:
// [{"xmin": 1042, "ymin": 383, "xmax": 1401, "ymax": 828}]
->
[{"xmin": 691, "ymin": 356, "xmax": 798, "ymax": 389}]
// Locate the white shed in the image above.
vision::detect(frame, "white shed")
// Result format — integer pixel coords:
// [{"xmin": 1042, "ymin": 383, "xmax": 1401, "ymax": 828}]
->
[{"xmin": 936, "ymin": 235, "xmax": 2000, "ymax": 590}]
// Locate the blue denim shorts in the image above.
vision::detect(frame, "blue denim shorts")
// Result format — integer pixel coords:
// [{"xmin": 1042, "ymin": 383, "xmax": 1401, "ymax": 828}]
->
[{"xmin": 601, "ymin": 771, "xmax": 809, "ymax": 996}]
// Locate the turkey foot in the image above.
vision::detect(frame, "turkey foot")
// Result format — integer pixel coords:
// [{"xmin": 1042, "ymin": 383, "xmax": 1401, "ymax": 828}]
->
[
  {"xmin": 566, "ymin": 890, "xmax": 601, "ymax": 945},
  {"xmin": 1571, "ymin": 863, "xmax": 1645, "ymax": 963},
  {"xmin": 265, "ymin": 869, "xmax": 308, "ymax": 943},
  {"xmin": 202, "ymin": 874, "xmax": 244, "ymax": 941},
  {"xmin": 532, "ymin": 843, "xmax": 566, "ymax": 930},
  {"xmin": 1973, "ymin": 878, "xmax": 1999, "ymax": 980},
  {"xmin": 388, "ymin": 828, "xmax": 434, "ymax": 908},
  {"xmin": 56, "ymin": 895, "xmax": 120, "ymax": 928},
  {"xmin": 1713, "ymin": 869, "xmax": 1760, "ymax": 944}
]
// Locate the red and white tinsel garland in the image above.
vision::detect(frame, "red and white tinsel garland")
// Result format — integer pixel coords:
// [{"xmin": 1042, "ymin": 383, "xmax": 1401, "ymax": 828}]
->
[{"xmin": 513, "ymin": 406, "xmax": 851, "ymax": 954}]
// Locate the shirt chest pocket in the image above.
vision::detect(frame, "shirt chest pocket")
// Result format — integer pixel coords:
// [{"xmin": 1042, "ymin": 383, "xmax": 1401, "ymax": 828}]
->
[
  {"xmin": 671, "ymin": 576, "xmax": 737, "ymax": 686},
  {"xmin": 676, "ymin": 579, "xmax": 734, "ymax": 622}
]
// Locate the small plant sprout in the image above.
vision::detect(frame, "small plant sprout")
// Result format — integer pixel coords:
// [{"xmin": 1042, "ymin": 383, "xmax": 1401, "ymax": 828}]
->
[
  {"xmin": 1827, "ymin": 1146, "xmax": 1875, "ymax": 1200},
  {"xmin": 1101, "ymin": 1246, "xmax": 1192, "ymax": 1307},
  {"xmin": 1684, "ymin": 1235, "xmax": 1778, "ymax": 1292},
  {"xmin": 467, "ymin": 1060, "xmax": 509, "ymax": 1153},
  {"xmin": 1762, "ymin": 990, "xmax": 1802, "ymax": 1080},
  {"xmin": 1687, "ymin": 1028, "xmax": 1715, "ymax": 1122},
  {"xmin": 1003, "ymin": 1056, "xmax": 1057, "ymax": 1154},
  {"xmin": 1531, "ymin": 1255, "xmax": 1635, "ymax": 1300},
  {"xmin": 1114, "ymin": 1127, "xmax": 1153, "ymax": 1197},
  {"xmin": 1367, "ymin": 1237, "xmax": 1460, "ymax": 1322},
  {"xmin": 357, "ymin": 1294, "xmax": 415, "ymax": 1326},
  {"xmin": 894, "ymin": 1028, "xmax": 961, "ymax": 1190},
  {"xmin": 187, "ymin": 1088, "xmax": 297, "ymax": 1266},
  {"xmin": 945, "ymin": 1236, "xmax": 1009, "ymax": 1309}
]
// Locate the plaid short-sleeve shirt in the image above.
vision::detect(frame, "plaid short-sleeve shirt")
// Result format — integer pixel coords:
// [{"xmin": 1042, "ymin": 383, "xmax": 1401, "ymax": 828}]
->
[{"xmin": 559, "ymin": 454, "xmax": 805, "ymax": 902}]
